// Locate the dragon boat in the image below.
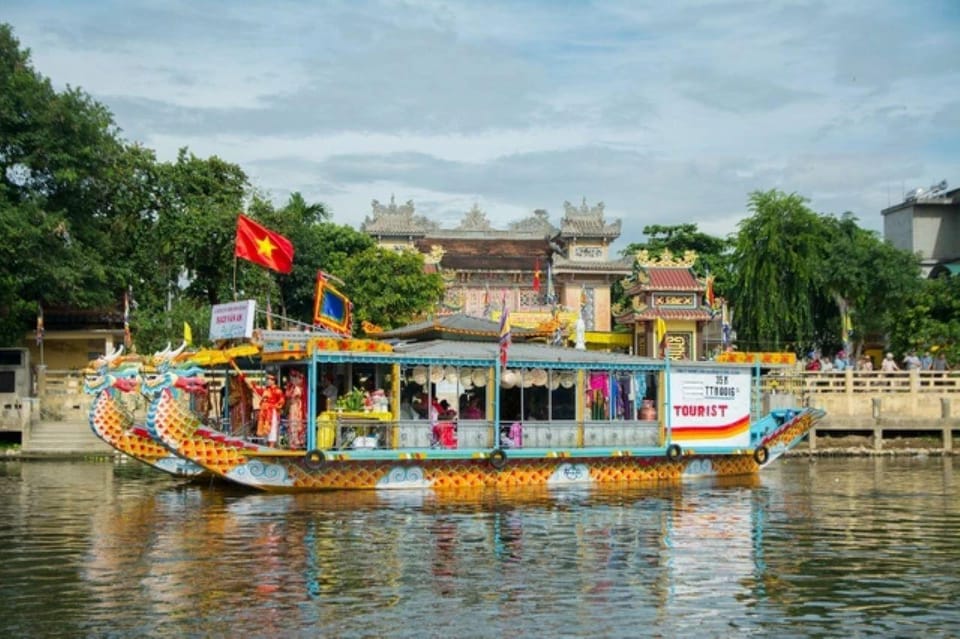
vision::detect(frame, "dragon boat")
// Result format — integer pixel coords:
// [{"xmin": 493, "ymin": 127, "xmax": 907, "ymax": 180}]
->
[
  {"xmin": 82, "ymin": 345, "xmax": 207, "ymax": 478},
  {"xmin": 142, "ymin": 317, "xmax": 824, "ymax": 493}
]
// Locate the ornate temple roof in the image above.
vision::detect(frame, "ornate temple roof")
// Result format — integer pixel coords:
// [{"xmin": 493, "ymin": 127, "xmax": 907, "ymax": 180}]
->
[
  {"xmin": 360, "ymin": 196, "xmax": 439, "ymax": 236},
  {"xmin": 557, "ymin": 198, "xmax": 621, "ymax": 239},
  {"xmin": 362, "ymin": 198, "xmax": 612, "ymax": 242},
  {"xmin": 621, "ymin": 249, "xmax": 706, "ymax": 296},
  {"xmin": 551, "ymin": 253, "xmax": 634, "ymax": 275}
]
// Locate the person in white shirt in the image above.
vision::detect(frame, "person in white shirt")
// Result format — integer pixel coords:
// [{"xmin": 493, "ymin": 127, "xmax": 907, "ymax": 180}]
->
[{"xmin": 881, "ymin": 353, "xmax": 899, "ymax": 372}]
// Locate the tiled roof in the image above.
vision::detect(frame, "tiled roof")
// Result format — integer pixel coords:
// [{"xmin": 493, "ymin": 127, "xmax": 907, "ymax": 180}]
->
[
  {"xmin": 414, "ymin": 238, "xmax": 550, "ymax": 271},
  {"xmin": 623, "ymin": 267, "xmax": 703, "ymax": 295},
  {"xmin": 362, "ymin": 213, "xmax": 438, "ymax": 235},
  {"xmin": 615, "ymin": 307, "xmax": 715, "ymax": 324},
  {"xmin": 558, "ymin": 217, "xmax": 622, "ymax": 238},
  {"xmin": 551, "ymin": 254, "xmax": 633, "ymax": 275}
]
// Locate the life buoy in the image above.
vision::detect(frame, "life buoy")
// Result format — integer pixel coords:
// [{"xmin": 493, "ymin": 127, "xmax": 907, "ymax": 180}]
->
[
  {"xmin": 489, "ymin": 448, "xmax": 508, "ymax": 470},
  {"xmin": 753, "ymin": 446, "xmax": 769, "ymax": 465},
  {"xmin": 666, "ymin": 444, "xmax": 682, "ymax": 460},
  {"xmin": 304, "ymin": 449, "xmax": 325, "ymax": 470}
]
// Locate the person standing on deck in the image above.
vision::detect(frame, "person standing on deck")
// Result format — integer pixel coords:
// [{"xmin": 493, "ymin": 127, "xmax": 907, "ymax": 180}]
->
[
  {"xmin": 285, "ymin": 370, "xmax": 306, "ymax": 449},
  {"xmin": 227, "ymin": 374, "xmax": 253, "ymax": 436},
  {"xmin": 322, "ymin": 374, "xmax": 339, "ymax": 412},
  {"xmin": 244, "ymin": 374, "xmax": 285, "ymax": 447}
]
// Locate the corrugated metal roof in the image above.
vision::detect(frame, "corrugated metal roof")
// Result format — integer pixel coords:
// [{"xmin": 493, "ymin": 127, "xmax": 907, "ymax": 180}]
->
[
  {"xmin": 378, "ymin": 313, "xmax": 540, "ymax": 341},
  {"xmin": 392, "ymin": 339, "xmax": 664, "ymax": 371}
]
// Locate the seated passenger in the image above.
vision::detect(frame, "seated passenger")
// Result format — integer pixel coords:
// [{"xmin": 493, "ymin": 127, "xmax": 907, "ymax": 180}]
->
[
  {"xmin": 501, "ymin": 419, "xmax": 523, "ymax": 448},
  {"xmin": 461, "ymin": 396, "xmax": 483, "ymax": 420}
]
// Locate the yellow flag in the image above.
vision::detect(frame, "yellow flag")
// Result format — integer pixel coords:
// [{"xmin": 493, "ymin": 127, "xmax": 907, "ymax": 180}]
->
[
  {"xmin": 184, "ymin": 322, "xmax": 193, "ymax": 345},
  {"xmin": 655, "ymin": 317, "xmax": 667, "ymax": 345}
]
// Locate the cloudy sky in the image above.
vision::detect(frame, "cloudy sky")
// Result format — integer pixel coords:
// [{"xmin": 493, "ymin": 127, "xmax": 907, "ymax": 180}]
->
[{"xmin": 6, "ymin": 1, "xmax": 960, "ymax": 251}]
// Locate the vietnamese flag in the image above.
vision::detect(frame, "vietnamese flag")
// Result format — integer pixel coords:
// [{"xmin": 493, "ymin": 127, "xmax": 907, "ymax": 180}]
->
[{"xmin": 234, "ymin": 214, "xmax": 294, "ymax": 274}]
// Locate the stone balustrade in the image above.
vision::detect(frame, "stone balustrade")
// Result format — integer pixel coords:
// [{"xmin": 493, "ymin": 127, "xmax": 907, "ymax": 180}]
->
[{"xmin": 763, "ymin": 369, "xmax": 960, "ymax": 452}]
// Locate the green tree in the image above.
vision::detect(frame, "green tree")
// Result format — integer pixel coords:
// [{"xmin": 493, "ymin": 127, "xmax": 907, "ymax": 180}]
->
[
  {"xmin": 340, "ymin": 247, "xmax": 444, "ymax": 330},
  {"xmin": 888, "ymin": 275, "xmax": 960, "ymax": 364},
  {"xmin": 0, "ymin": 24, "xmax": 132, "ymax": 343},
  {"xmin": 729, "ymin": 190, "xmax": 829, "ymax": 352},
  {"xmin": 817, "ymin": 213, "xmax": 919, "ymax": 356}
]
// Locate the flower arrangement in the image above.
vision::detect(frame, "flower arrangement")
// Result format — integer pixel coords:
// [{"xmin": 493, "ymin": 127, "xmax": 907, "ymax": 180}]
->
[{"xmin": 336, "ymin": 387, "xmax": 368, "ymax": 412}]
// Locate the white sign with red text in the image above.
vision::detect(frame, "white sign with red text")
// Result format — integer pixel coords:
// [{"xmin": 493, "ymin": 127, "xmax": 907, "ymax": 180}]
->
[
  {"xmin": 668, "ymin": 368, "xmax": 751, "ymax": 448},
  {"xmin": 209, "ymin": 300, "xmax": 256, "ymax": 340}
]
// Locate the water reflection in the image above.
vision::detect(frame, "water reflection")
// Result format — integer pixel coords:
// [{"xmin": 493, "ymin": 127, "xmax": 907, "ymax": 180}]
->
[{"xmin": 0, "ymin": 458, "xmax": 958, "ymax": 637}]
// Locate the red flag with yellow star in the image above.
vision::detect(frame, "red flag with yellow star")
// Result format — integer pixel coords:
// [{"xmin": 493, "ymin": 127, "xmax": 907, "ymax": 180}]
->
[{"xmin": 234, "ymin": 214, "xmax": 294, "ymax": 274}]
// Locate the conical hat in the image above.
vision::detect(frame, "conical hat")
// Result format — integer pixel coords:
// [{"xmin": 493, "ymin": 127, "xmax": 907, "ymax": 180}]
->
[
  {"xmin": 472, "ymin": 368, "xmax": 487, "ymax": 387},
  {"xmin": 459, "ymin": 368, "xmax": 474, "ymax": 388},
  {"xmin": 531, "ymin": 368, "xmax": 548, "ymax": 386},
  {"xmin": 430, "ymin": 366, "xmax": 444, "ymax": 383}
]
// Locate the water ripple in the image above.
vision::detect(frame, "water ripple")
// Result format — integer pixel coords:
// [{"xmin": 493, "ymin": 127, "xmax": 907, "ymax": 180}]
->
[{"xmin": 0, "ymin": 458, "xmax": 958, "ymax": 637}]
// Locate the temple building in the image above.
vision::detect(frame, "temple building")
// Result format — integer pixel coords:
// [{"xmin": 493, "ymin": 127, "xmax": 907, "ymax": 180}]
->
[
  {"xmin": 614, "ymin": 250, "xmax": 718, "ymax": 360},
  {"xmin": 361, "ymin": 197, "xmax": 632, "ymax": 346}
]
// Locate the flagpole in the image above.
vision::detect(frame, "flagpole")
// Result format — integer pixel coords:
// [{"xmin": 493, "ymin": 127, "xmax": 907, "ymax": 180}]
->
[{"xmin": 233, "ymin": 256, "xmax": 238, "ymax": 301}]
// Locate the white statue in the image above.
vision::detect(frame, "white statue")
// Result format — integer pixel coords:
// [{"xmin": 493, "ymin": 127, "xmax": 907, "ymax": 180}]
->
[{"xmin": 574, "ymin": 314, "xmax": 586, "ymax": 350}]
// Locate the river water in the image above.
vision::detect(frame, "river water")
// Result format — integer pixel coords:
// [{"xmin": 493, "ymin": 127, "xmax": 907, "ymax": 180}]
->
[{"xmin": 0, "ymin": 456, "xmax": 957, "ymax": 638}]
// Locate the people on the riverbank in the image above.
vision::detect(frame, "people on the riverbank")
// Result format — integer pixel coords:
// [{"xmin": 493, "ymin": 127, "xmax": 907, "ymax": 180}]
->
[
  {"xmin": 921, "ymin": 351, "xmax": 933, "ymax": 370},
  {"xmin": 902, "ymin": 350, "xmax": 922, "ymax": 371},
  {"xmin": 881, "ymin": 352, "xmax": 899, "ymax": 372},
  {"xmin": 932, "ymin": 352, "xmax": 948, "ymax": 371},
  {"xmin": 833, "ymin": 351, "xmax": 848, "ymax": 371}
]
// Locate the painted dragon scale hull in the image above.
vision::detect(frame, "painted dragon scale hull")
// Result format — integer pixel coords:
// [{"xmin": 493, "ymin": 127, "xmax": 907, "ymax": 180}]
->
[
  {"xmin": 126, "ymin": 330, "xmax": 826, "ymax": 493},
  {"xmin": 145, "ymin": 378, "xmax": 822, "ymax": 493}
]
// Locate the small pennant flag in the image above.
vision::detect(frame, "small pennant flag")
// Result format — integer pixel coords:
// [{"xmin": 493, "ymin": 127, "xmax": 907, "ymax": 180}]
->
[
  {"xmin": 183, "ymin": 322, "xmax": 193, "ymax": 346},
  {"xmin": 498, "ymin": 295, "xmax": 511, "ymax": 368},
  {"xmin": 655, "ymin": 316, "xmax": 668, "ymax": 358},
  {"xmin": 123, "ymin": 291, "xmax": 132, "ymax": 349},
  {"xmin": 36, "ymin": 306, "xmax": 44, "ymax": 346}
]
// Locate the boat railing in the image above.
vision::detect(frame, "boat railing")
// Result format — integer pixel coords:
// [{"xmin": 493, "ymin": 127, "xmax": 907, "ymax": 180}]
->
[{"xmin": 316, "ymin": 416, "xmax": 666, "ymax": 452}]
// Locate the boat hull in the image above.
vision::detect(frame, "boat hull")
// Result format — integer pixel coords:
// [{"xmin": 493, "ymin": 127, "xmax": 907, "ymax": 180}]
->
[
  {"xmin": 88, "ymin": 388, "xmax": 207, "ymax": 478},
  {"xmin": 151, "ymin": 394, "xmax": 822, "ymax": 492}
]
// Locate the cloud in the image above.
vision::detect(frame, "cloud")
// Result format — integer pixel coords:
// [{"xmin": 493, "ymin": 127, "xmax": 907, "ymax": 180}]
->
[{"xmin": 5, "ymin": 0, "xmax": 959, "ymax": 253}]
